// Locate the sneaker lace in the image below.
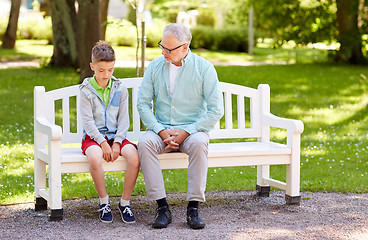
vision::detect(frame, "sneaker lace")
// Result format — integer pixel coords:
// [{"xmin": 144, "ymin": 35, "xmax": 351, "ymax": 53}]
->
[
  {"xmin": 123, "ymin": 206, "xmax": 134, "ymax": 217},
  {"xmin": 98, "ymin": 204, "xmax": 111, "ymax": 217}
]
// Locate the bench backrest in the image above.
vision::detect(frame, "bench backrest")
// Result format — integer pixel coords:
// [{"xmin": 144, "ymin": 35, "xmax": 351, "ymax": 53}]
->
[{"xmin": 34, "ymin": 77, "xmax": 271, "ymax": 145}]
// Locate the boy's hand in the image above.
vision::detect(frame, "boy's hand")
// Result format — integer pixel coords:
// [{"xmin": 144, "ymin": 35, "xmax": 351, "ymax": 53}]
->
[
  {"xmin": 101, "ymin": 141, "xmax": 113, "ymax": 162},
  {"xmin": 111, "ymin": 142, "xmax": 121, "ymax": 162}
]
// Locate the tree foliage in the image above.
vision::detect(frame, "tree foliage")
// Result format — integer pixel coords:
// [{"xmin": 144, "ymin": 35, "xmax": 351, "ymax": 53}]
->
[{"xmin": 226, "ymin": 0, "xmax": 337, "ymax": 46}]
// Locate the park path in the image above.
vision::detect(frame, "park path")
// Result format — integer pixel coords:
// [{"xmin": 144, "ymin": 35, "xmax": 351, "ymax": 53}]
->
[
  {"xmin": 0, "ymin": 59, "xmax": 288, "ymax": 69},
  {"xmin": 1, "ymin": 191, "xmax": 368, "ymax": 239}
]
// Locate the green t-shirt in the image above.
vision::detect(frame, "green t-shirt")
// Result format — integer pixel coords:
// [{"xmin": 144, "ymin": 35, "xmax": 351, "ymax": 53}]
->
[{"xmin": 89, "ymin": 76, "xmax": 112, "ymax": 107}]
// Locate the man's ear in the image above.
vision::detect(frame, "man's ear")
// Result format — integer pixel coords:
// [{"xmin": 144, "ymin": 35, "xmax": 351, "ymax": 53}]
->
[{"xmin": 90, "ymin": 62, "xmax": 94, "ymax": 71}]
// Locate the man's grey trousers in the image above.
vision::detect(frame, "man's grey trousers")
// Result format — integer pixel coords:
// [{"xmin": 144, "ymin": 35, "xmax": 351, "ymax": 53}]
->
[{"xmin": 138, "ymin": 130, "xmax": 209, "ymax": 202}]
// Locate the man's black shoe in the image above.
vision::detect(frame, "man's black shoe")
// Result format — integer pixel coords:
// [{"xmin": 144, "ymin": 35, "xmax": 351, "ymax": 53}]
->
[
  {"xmin": 153, "ymin": 206, "xmax": 172, "ymax": 228},
  {"xmin": 187, "ymin": 207, "xmax": 205, "ymax": 229}
]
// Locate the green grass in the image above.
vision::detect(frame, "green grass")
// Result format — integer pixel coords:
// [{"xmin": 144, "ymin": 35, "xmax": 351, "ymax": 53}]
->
[
  {"xmin": 1, "ymin": 39, "xmax": 330, "ymax": 64},
  {"xmin": 0, "ymin": 42, "xmax": 367, "ymax": 204}
]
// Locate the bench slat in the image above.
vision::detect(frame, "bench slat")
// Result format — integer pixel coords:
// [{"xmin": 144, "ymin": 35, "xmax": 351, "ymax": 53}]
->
[{"xmin": 37, "ymin": 142, "xmax": 291, "ymax": 174}]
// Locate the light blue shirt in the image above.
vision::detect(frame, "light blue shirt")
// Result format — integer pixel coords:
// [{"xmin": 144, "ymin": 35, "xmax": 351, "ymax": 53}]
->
[{"xmin": 137, "ymin": 50, "xmax": 224, "ymax": 134}]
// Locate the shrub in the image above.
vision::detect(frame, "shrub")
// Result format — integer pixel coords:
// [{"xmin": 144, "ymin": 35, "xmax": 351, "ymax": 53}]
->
[
  {"xmin": 17, "ymin": 14, "xmax": 52, "ymax": 43},
  {"xmin": 217, "ymin": 26, "xmax": 248, "ymax": 52},
  {"xmin": 190, "ymin": 25, "xmax": 218, "ymax": 50},
  {"xmin": 105, "ymin": 18, "xmax": 137, "ymax": 47},
  {"xmin": 196, "ymin": 8, "xmax": 216, "ymax": 27},
  {"xmin": 146, "ymin": 18, "xmax": 168, "ymax": 47},
  {"xmin": 0, "ymin": 17, "xmax": 7, "ymax": 37},
  {"xmin": 191, "ymin": 25, "xmax": 249, "ymax": 52},
  {"xmin": 167, "ymin": 9, "xmax": 181, "ymax": 23}
]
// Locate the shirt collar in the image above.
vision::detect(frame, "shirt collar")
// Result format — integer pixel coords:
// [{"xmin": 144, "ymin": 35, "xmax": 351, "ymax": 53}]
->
[
  {"xmin": 181, "ymin": 49, "xmax": 193, "ymax": 65},
  {"xmin": 90, "ymin": 75, "xmax": 112, "ymax": 91},
  {"xmin": 163, "ymin": 49, "xmax": 193, "ymax": 66}
]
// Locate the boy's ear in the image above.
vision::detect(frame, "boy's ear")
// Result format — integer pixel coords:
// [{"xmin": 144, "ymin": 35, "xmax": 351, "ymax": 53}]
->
[{"xmin": 90, "ymin": 63, "xmax": 94, "ymax": 71}]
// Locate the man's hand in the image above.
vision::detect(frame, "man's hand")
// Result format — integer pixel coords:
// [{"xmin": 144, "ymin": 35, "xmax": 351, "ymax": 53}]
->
[
  {"xmin": 159, "ymin": 129, "xmax": 179, "ymax": 150},
  {"xmin": 111, "ymin": 142, "xmax": 121, "ymax": 162},
  {"xmin": 101, "ymin": 141, "xmax": 113, "ymax": 162},
  {"xmin": 158, "ymin": 129, "xmax": 190, "ymax": 150},
  {"xmin": 170, "ymin": 129, "xmax": 190, "ymax": 145}
]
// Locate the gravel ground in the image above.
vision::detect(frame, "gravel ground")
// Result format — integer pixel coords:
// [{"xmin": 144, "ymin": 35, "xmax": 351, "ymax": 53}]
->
[{"xmin": 1, "ymin": 191, "xmax": 367, "ymax": 240}]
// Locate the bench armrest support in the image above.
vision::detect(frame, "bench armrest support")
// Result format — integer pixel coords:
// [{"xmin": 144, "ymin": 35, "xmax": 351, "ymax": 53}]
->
[
  {"xmin": 35, "ymin": 117, "xmax": 62, "ymax": 141},
  {"xmin": 262, "ymin": 113, "xmax": 304, "ymax": 135}
]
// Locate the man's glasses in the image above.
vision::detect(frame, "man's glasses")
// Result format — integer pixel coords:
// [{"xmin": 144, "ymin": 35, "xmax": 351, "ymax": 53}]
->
[{"xmin": 158, "ymin": 40, "xmax": 187, "ymax": 54}]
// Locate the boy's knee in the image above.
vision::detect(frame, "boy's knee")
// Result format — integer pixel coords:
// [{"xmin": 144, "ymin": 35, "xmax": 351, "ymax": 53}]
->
[
  {"xmin": 125, "ymin": 150, "xmax": 140, "ymax": 169},
  {"xmin": 89, "ymin": 157, "xmax": 103, "ymax": 171}
]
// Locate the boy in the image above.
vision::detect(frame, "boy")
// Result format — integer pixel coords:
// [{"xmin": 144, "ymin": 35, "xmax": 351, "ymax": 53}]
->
[{"xmin": 80, "ymin": 41, "xmax": 139, "ymax": 223}]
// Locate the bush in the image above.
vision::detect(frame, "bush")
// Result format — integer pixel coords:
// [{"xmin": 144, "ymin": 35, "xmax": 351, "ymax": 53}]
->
[
  {"xmin": 167, "ymin": 9, "xmax": 181, "ymax": 23},
  {"xmin": 190, "ymin": 25, "xmax": 218, "ymax": 50},
  {"xmin": 196, "ymin": 8, "xmax": 216, "ymax": 27},
  {"xmin": 146, "ymin": 19, "xmax": 168, "ymax": 47},
  {"xmin": 191, "ymin": 25, "xmax": 249, "ymax": 52},
  {"xmin": 105, "ymin": 18, "xmax": 137, "ymax": 47},
  {"xmin": 217, "ymin": 26, "xmax": 248, "ymax": 52},
  {"xmin": 17, "ymin": 14, "xmax": 52, "ymax": 43},
  {"xmin": 0, "ymin": 17, "xmax": 7, "ymax": 37}
]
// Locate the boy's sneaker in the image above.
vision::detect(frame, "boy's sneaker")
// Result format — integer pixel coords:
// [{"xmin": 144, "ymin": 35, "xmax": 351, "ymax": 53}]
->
[
  {"xmin": 98, "ymin": 203, "xmax": 113, "ymax": 223},
  {"xmin": 118, "ymin": 203, "xmax": 136, "ymax": 223}
]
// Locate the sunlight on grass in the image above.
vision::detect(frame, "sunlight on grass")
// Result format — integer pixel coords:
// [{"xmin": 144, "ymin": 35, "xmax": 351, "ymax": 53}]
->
[
  {"xmin": 2, "ymin": 39, "xmax": 330, "ymax": 65},
  {"xmin": 0, "ymin": 143, "xmax": 34, "ymax": 204},
  {"xmin": 1, "ymin": 51, "xmax": 368, "ymax": 204}
]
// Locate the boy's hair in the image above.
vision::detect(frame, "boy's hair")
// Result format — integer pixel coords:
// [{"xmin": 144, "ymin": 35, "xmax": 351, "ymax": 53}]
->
[{"xmin": 91, "ymin": 40, "xmax": 115, "ymax": 64}]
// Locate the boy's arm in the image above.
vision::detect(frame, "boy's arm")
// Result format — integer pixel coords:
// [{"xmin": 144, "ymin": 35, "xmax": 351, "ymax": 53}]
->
[
  {"xmin": 114, "ymin": 84, "xmax": 129, "ymax": 144},
  {"xmin": 80, "ymin": 90, "xmax": 106, "ymax": 145}
]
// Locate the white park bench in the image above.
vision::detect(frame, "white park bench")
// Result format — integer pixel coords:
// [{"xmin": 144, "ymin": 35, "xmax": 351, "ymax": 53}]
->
[{"xmin": 34, "ymin": 77, "xmax": 304, "ymax": 221}]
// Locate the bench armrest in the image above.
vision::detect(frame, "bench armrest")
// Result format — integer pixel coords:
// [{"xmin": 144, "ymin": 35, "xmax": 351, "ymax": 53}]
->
[
  {"xmin": 35, "ymin": 117, "xmax": 62, "ymax": 141},
  {"xmin": 262, "ymin": 113, "xmax": 304, "ymax": 135}
]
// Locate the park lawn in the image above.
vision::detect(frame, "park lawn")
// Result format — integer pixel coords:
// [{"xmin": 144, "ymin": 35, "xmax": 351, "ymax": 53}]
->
[
  {"xmin": 0, "ymin": 39, "xmax": 329, "ymax": 64},
  {"xmin": 0, "ymin": 63, "xmax": 367, "ymax": 205}
]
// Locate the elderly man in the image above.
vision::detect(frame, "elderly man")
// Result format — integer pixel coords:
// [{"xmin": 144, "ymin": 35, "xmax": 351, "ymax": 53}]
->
[{"xmin": 137, "ymin": 23, "xmax": 224, "ymax": 229}]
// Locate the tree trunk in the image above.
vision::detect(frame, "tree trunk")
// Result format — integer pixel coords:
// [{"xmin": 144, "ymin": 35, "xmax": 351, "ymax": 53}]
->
[
  {"xmin": 1, "ymin": 0, "xmax": 21, "ymax": 49},
  {"xmin": 336, "ymin": 0, "xmax": 366, "ymax": 64},
  {"xmin": 100, "ymin": 0, "xmax": 109, "ymax": 40},
  {"xmin": 78, "ymin": 0, "xmax": 100, "ymax": 83},
  {"xmin": 49, "ymin": 0, "xmax": 79, "ymax": 67}
]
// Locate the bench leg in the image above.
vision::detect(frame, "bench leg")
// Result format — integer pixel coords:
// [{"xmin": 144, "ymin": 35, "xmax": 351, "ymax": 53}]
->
[
  {"xmin": 35, "ymin": 197, "xmax": 48, "ymax": 211},
  {"xmin": 285, "ymin": 139, "xmax": 301, "ymax": 205},
  {"xmin": 285, "ymin": 195, "xmax": 301, "ymax": 205},
  {"xmin": 34, "ymin": 157, "xmax": 47, "ymax": 211},
  {"xmin": 256, "ymin": 185, "xmax": 270, "ymax": 197},
  {"xmin": 50, "ymin": 209, "xmax": 63, "ymax": 221},
  {"xmin": 256, "ymin": 165, "xmax": 270, "ymax": 197}
]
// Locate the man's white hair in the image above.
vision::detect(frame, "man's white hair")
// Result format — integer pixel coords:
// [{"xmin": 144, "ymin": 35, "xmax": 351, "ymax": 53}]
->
[{"xmin": 163, "ymin": 23, "xmax": 192, "ymax": 45}]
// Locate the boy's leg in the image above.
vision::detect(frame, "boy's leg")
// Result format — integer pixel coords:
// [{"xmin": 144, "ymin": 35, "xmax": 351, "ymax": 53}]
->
[
  {"xmin": 120, "ymin": 143, "xmax": 139, "ymax": 201},
  {"xmin": 85, "ymin": 145, "xmax": 108, "ymax": 198},
  {"xmin": 119, "ymin": 143, "xmax": 139, "ymax": 223}
]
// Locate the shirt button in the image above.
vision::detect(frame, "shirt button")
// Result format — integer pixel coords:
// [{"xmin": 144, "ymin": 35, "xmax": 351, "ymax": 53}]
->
[{"xmin": 171, "ymin": 106, "xmax": 174, "ymax": 109}]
